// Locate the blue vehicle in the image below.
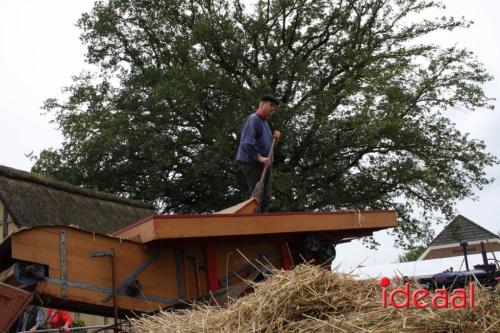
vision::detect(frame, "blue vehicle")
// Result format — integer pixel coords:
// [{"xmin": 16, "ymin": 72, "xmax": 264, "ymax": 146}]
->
[
  {"xmin": 418, "ymin": 240, "xmax": 499, "ymax": 290},
  {"xmin": 418, "ymin": 264, "xmax": 498, "ymax": 290}
]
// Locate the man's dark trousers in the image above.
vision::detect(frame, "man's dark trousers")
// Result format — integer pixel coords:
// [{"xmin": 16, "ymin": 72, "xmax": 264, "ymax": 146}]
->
[{"xmin": 241, "ymin": 162, "xmax": 272, "ymax": 212}]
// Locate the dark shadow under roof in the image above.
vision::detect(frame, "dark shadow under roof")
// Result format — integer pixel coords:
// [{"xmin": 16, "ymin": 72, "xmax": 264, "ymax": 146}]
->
[
  {"xmin": 429, "ymin": 215, "xmax": 499, "ymax": 247},
  {"xmin": 0, "ymin": 165, "xmax": 155, "ymax": 234}
]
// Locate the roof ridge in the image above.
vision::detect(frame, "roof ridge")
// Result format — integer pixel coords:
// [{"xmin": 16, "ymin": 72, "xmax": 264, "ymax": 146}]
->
[
  {"xmin": 454, "ymin": 214, "xmax": 499, "ymax": 240},
  {"xmin": 429, "ymin": 214, "xmax": 499, "ymax": 246},
  {"xmin": 0, "ymin": 164, "xmax": 155, "ymax": 210}
]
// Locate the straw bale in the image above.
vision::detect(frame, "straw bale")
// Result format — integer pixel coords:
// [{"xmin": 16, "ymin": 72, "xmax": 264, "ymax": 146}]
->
[{"xmin": 131, "ymin": 265, "xmax": 499, "ymax": 333}]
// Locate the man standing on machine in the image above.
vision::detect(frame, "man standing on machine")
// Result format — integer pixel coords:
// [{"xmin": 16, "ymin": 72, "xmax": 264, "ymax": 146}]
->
[{"xmin": 236, "ymin": 94, "xmax": 281, "ymax": 212}]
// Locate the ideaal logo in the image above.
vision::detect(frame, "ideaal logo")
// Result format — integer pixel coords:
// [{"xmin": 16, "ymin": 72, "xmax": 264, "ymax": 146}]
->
[{"xmin": 379, "ymin": 276, "xmax": 474, "ymax": 309}]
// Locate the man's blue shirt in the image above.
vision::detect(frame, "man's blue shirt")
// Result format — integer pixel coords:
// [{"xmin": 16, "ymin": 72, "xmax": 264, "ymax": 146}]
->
[{"xmin": 236, "ymin": 113, "xmax": 273, "ymax": 163}]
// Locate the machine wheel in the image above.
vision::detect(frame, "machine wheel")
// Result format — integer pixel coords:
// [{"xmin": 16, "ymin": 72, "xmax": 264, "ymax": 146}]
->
[
  {"xmin": 317, "ymin": 242, "xmax": 336, "ymax": 264},
  {"xmin": 305, "ymin": 233, "xmax": 322, "ymax": 252}
]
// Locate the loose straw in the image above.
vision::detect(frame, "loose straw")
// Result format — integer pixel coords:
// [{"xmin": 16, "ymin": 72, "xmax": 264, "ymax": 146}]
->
[{"xmin": 131, "ymin": 265, "xmax": 499, "ymax": 333}]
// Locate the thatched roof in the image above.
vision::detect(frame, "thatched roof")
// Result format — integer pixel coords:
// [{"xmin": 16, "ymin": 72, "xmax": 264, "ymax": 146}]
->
[{"xmin": 0, "ymin": 165, "xmax": 155, "ymax": 234}]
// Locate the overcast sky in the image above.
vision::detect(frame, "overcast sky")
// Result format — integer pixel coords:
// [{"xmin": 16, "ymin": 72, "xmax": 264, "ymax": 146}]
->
[{"xmin": 0, "ymin": 1, "xmax": 498, "ymax": 268}]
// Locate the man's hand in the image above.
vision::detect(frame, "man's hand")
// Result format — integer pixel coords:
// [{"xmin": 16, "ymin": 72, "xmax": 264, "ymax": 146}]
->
[
  {"xmin": 273, "ymin": 130, "xmax": 281, "ymax": 139},
  {"xmin": 258, "ymin": 155, "xmax": 271, "ymax": 167}
]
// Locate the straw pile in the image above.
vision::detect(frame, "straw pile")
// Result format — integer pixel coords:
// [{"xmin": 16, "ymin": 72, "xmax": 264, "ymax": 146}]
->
[{"xmin": 132, "ymin": 265, "xmax": 499, "ymax": 333}]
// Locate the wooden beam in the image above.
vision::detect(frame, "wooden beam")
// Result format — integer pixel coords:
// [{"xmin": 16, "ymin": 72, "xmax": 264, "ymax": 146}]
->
[
  {"xmin": 114, "ymin": 210, "xmax": 397, "ymax": 243},
  {"xmin": 2, "ymin": 205, "xmax": 8, "ymax": 239},
  {"xmin": 215, "ymin": 198, "xmax": 258, "ymax": 214},
  {"xmin": 422, "ymin": 242, "xmax": 500, "ymax": 260},
  {"xmin": 0, "ymin": 264, "xmax": 15, "ymax": 283}
]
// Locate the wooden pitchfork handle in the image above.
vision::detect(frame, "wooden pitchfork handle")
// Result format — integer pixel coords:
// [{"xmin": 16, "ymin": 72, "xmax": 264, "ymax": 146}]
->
[
  {"xmin": 252, "ymin": 137, "xmax": 278, "ymax": 199},
  {"xmin": 259, "ymin": 137, "xmax": 277, "ymax": 183}
]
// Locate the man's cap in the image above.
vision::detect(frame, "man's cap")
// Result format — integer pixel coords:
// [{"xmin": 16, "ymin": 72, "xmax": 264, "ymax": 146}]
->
[{"xmin": 260, "ymin": 94, "xmax": 280, "ymax": 105}]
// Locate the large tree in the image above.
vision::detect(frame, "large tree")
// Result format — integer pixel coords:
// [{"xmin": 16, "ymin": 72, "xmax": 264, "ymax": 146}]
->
[
  {"xmin": 398, "ymin": 245, "xmax": 426, "ymax": 263},
  {"xmin": 33, "ymin": 0, "xmax": 496, "ymax": 248}
]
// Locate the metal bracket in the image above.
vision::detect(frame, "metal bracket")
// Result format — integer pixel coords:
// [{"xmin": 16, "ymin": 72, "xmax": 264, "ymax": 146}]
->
[
  {"xmin": 92, "ymin": 248, "xmax": 118, "ymax": 329},
  {"xmin": 60, "ymin": 231, "xmax": 67, "ymax": 297},
  {"xmin": 174, "ymin": 249, "xmax": 186, "ymax": 299},
  {"xmin": 91, "ymin": 250, "xmax": 114, "ymax": 257},
  {"xmin": 45, "ymin": 277, "xmax": 179, "ymax": 304},
  {"xmin": 101, "ymin": 251, "xmax": 162, "ymax": 303},
  {"xmin": 218, "ymin": 252, "xmax": 272, "ymax": 287}
]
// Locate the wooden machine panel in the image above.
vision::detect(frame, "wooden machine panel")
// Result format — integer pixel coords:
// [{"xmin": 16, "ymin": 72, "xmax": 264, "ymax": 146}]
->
[
  {"xmin": 2, "ymin": 209, "xmax": 398, "ymax": 317},
  {"xmin": 114, "ymin": 210, "xmax": 398, "ymax": 243},
  {"xmin": 6, "ymin": 227, "xmax": 304, "ymax": 316},
  {"xmin": 11, "ymin": 227, "xmax": 178, "ymax": 314}
]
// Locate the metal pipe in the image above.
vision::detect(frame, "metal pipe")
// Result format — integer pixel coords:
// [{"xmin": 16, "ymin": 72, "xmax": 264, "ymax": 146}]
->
[
  {"xmin": 460, "ymin": 240, "xmax": 470, "ymax": 271},
  {"xmin": 480, "ymin": 241, "xmax": 491, "ymax": 272},
  {"xmin": 91, "ymin": 248, "xmax": 119, "ymax": 332},
  {"xmin": 490, "ymin": 248, "xmax": 500, "ymax": 270},
  {"xmin": 17, "ymin": 324, "xmax": 118, "ymax": 333},
  {"xmin": 60, "ymin": 231, "xmax": 68, "ymax": 297},
  {"xmin": 110, "ymin": 248, "xmax": 119, "ymax": 332}
]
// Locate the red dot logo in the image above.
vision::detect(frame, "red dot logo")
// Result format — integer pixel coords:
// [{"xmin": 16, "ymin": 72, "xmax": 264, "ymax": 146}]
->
[{"xmin": 380, "ymin": 276, "xmax": 390, "ymax": 287}]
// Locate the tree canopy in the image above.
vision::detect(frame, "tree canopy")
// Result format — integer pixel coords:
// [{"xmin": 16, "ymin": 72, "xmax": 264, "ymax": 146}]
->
[
  {"xmin": 398, "ymin": 245, "xmax": 426, "ymax": 262},
  {"xmin": 33, "ymin": 0, "xmax": 497, "ymax": 248}
]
